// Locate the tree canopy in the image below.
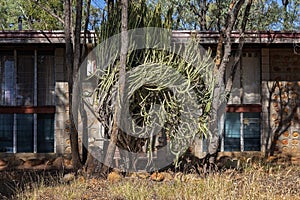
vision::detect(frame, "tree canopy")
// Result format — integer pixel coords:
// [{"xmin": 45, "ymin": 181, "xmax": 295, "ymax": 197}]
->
[{"xmin": 1, "ymin": 0, "xmax": 299, "ymax": 31}]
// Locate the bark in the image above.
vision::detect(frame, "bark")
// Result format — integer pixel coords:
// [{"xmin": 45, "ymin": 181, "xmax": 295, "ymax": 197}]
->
[
  {"xmin": 207, "ymin": 0, "xmax": 245, "ymax": 166},
  {"xmin": 101, "ymin": 0, "xmax": 128, "ymax": 175},
  {"xmin": 225, "ymin": 0, "xmax": 252, "ymax": 97},
  {"xmin": 81, "ymin": 0, "xmax": 91, "ymax": 166},
  {"xmin": 64, "ymin": 0, "xmax": 84, "ymax": 170}
]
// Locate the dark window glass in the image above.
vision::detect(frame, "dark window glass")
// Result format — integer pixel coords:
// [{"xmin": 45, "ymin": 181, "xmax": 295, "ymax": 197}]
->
[
  {"xmin": 0, "ymin": 55, "xmax": 15, "ymax": 106},
  {"xmin": 225, "ymin": 113, "xmax": 241, "ymax": 151},
  {"xmin": 37, "ymin": 114, "xmax": 54, "ymax": 153},
  {"xmin": 17, "ymin": 52, "xmax": 34, "ymax": 106},
  {"xmin": 0, "ymin": 114, "xmax": 13, "ymax": 152},
  {"xmin": 17, "ymin": 114, "xmax": 33, "ymax": 152},
  {"xmin": 243, "ymin": 112, "xmax": 260, "ymax": 151},
  {"xmin": 37, "ymin": 54, "xmax": 55, "ymax": 106}
]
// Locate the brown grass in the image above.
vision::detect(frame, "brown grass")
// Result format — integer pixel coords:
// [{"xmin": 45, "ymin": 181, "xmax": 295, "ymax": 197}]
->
[{"xmin": 2, "ymin": 163, "xmax": 300, "ymax": 200}]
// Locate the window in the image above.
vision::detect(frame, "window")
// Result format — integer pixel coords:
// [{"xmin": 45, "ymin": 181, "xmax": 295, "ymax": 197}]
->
[
  {"xmin": 223, "ymin": 50, "xmax": 261, "ymax": 152},
  {"xmin": 0, "ymin": 49, "xmax": 55, "ymax": 153},
  {"xmin": 224, "ymin": 112, "xmax": 261, "ymax": 151}
]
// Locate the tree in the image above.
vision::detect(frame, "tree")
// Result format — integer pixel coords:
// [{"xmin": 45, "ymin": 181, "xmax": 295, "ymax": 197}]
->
[
  {"xmin": 156, "ymin": 0, "xmax": 300, "ymax": 31},
  {"xmin": 100, "ymin": 0, "xmax": 128, "ymax": 175},
  {"xmin": 0, "ymin": 0, "xmax": 64, "ymax": 30}
]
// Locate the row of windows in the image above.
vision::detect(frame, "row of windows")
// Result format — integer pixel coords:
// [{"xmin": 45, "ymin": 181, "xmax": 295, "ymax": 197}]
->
[
  {"xmin": 0, "ymin": 50, "xmax": 55, "ymax": 106},
  {"xmin": 0, "ymin": 114, "xmax": 54, "ymax": 153},
  {"xmin": 0, "ymin": 50, "xmax": 55, "ymax": 153}
]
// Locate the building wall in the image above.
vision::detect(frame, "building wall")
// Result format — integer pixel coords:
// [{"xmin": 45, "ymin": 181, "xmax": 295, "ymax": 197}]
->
[
  {"xmin": 54, "ymin": 48, "xmax": 73, "ymax": 156},
  {"xmin": 261, "ymin": 48, "xmax": 300, "ymax": 155}
]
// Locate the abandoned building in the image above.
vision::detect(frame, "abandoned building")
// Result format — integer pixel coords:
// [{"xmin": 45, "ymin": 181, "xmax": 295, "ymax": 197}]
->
[{"xmin": 0, "ymin": 30, "xmax": 299, "ymax": 169}]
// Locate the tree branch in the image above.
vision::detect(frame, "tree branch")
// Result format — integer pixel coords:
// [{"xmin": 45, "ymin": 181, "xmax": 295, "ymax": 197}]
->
[
  {"xmin": 225, "ymin": 0, "xmax": 253, "ymax": 98},
  {"xmin": 35, "ymin": 2, "xmax": 64, "ymax": 25}
]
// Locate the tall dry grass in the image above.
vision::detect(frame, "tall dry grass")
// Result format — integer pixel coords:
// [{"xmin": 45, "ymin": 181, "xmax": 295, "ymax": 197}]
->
[{"xmin": 8, "ymin": 163, "xmax": 300, "ymax": 200}]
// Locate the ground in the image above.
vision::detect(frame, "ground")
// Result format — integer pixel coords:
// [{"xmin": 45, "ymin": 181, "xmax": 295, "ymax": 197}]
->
[{"xmin": 0, "ymin": 159, "xmax": 299, "ymax": 200}]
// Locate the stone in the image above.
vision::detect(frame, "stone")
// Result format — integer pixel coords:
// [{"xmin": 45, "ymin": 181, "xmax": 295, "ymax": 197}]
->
[
  {"xmin": 62, "ymin": 173, "xmax": 75, "ymax": 183},
  {"xmin": 52, "ymin": 157, "xmax": 64, "ymax": 169},
  {"xmin": 150, "ymin": 172, "xmax": 164, "ymax": 182},
  {"xmin": 63, "ymin": 158, "xmax": 73, "ymax": 168},
  {"xmin": 23, "ymin": 159, "xmax": 44, "ymax": 168},
  {"xmin": 0, "ymin": 159, "xmax": 7, "ymax": 166},
  {"xmin": 107, "ymin": 171, "xmax": 122, "ymax": 183}
]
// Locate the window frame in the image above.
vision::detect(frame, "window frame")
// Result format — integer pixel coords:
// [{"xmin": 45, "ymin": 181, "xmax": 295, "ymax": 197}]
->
[
  {"xmin": 0, "ymin": 48, "xmax": 56, "ymax": 153},
  {"xmin": 221, "ymin": 104, "xmax": 262, "ymax": 152}
]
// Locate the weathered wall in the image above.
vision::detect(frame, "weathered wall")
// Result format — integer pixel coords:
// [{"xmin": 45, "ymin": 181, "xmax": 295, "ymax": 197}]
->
[{"xmin": 261, "ymin": 48, "xmax": 300, "ymax": 156}]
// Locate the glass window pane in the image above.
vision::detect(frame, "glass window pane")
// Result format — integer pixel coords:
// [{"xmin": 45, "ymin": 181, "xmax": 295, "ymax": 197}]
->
[
  {"xmin": 38, "ymin": 52, "xmax": 55, "ymax": 106},
  {"xmin": 0, "ymin": 114, "xmax": 13, "ymax": 152},
  {"xmin": 17, "ymin": 51, "xmax": 34, "ymax": 106},
  {"xmin": 37, "ymin": 114, "xmax": 54, "ymax": 153},
  {"xmin": 17, "ymin": 114, "xmax": 33, "ymax": 152},
  {"xmin": 243, "ymin": 112, "xmax": 260, "ymax": 151},
  {"xmin": 242, "ymin": 52, "xmax": 261, "ymax": 104},
  {"xmin": 225, "ymin": 113, "xmax": 241, "ymax": 151},
  {"xmin": 0, "ymin": 54, "xmax": 15, "ymax": 106}
]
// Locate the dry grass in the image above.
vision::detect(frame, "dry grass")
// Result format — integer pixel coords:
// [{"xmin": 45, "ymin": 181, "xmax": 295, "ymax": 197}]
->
[{"xmin": 2, "ymin": 163, "xmax": 300, "ymax": 200}]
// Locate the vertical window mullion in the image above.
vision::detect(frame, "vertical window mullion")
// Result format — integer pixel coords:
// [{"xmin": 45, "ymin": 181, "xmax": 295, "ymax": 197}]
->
[
  {"xmin": 33, "ymin": 50, "xmax": 38, "ymax": 153},
  {"xmin": 240, "ymin": 112, "xmax": 244, "ymax": 152},
  {"xmin": 13, "ymin": 50, "xmax": 17, "ymax": 153},
  {"xmin": 13, "ymin": 114, "xmax": 17, "ymax": 153}
]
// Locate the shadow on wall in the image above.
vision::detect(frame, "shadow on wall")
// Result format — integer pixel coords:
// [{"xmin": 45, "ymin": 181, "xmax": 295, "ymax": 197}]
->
[{"xmin": 265, "ymin": 81, "xmax": 300, "ymax": 157}]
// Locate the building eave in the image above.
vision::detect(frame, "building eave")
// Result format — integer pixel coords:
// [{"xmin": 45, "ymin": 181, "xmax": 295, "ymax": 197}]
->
[
  {"xmin": 0, "ymin": 30, "xmax": 299, "ymax": 44},
  {"xmin": 0, "ymin": 30, "xmax": 96, "ymax": 44},
  {"xmin": 172, "ymin": 30, "xmax": 300, "ymax": 44}
]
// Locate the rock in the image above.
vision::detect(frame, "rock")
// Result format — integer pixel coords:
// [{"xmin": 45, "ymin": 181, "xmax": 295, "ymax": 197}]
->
[
  {"xmin": 0, "ymin": 159, "xmax": 7, "ymax": 166},
  {"xmin": 52, "ymin": 157, "xmax": 64, "ymax": 169},
  {"xmin": 23, "ymin": 159, "xmax": 44, "ymax": 168},
  {"xmin": 9, "ymin": 158, "xmax": 24, "ymax": 167},
  {"xmin": 150, "ymin": 172, "xmax": 164, "ymax": 182},
  {"xmin": 107, "ymin": 171, "xmax": 122, "ymax": 183},
  {"xmin": 0, "ymin": 165, "xmax": 8, "ymax": 171},
  {"xmin": 62, "ymin": 173, "xmax": 75, "ymax": 183},
  {"xmin": 63, "ymin": 159, "xmax": 73, "ymax": 169}
]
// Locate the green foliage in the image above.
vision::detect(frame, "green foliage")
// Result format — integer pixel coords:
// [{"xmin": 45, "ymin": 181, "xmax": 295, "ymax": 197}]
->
[
  {"xmin": 92, "ymin": 28, "xmax": 215, "ymax": 164},
  {"xmin": 155, "ymin": 0, "xmax": 300, "ymax": 31},
  {"xmin": 0, "ymin": 0, "xmax": 64, "ymax": 30}
]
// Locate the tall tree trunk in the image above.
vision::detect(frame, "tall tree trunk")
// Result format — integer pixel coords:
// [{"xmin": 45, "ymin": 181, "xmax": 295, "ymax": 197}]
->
[
  {"xmin": 64, "ymin": 0, "xmax": 84, "ymax": 170},
  {"xmin": 101, "ymin": 0, "xmax": 128, "ymax": 175},
  {"xmin": 81, "ymin": 0, "xmax": 91, "ymax": 166},
  {"xmin": 207, "ymin": 0, "xmax": 245, "ymax": 168}
]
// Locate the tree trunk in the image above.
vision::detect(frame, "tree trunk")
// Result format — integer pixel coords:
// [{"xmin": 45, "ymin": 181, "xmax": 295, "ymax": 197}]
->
[
  {"xmin": 81, "ymin": 0, "xmax": 91, "ymax": 166},
  {"xmin": 207, "ymin": 0, "xmax": 246, "ymax": 168},
  {"xmin": 64, "ymin": 0, "xmax": 84, "ymax": 170},
  {"xmin": 101, "ymin": 0, "xmax": 128, "ymax": 175}
]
